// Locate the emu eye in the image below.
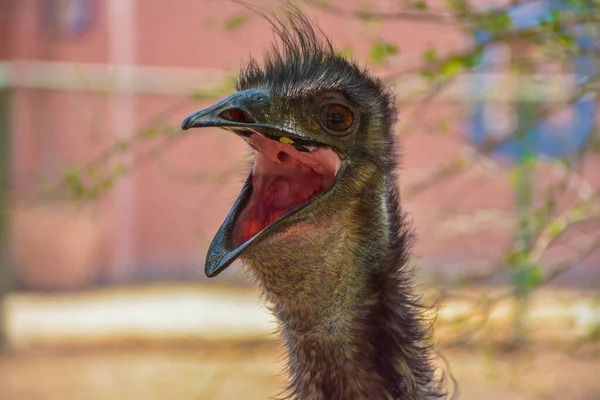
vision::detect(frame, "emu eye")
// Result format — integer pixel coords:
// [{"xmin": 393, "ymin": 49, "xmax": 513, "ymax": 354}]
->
[{"xmin": 320, "ymin": 104, "xmax": 354, "ymax": 134}]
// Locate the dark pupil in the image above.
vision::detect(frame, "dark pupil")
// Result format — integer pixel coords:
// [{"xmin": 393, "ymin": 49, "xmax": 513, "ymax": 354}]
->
[
  {"xmin": 329, "ymin": 112, "xmax": 345, "ymax": 126},
  {"xmin": 322, "ymin": 105, "xmax": 353, "ymax": 133}
]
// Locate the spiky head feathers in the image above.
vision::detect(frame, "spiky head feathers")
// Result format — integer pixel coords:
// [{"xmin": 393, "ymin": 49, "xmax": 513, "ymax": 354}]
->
[{"xmin": 236, "ymin": 9, "xmax": 398, "ymax": 171}]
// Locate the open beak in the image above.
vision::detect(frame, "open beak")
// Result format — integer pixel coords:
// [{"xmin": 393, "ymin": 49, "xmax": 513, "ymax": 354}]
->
[{"xmin": 182, "ymin": 89, "xmax": 343, "ymax": 277}]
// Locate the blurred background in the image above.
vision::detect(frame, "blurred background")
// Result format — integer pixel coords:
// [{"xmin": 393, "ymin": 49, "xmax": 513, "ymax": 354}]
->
[{"xmin": 0, "ymin": 0, "xmax": 599, "ymax": 399}]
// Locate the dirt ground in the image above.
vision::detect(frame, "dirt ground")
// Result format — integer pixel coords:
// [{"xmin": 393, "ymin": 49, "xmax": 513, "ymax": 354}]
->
[{"xmin": 1, "ymin": 341, "xmax": 599, "ymax": 400}]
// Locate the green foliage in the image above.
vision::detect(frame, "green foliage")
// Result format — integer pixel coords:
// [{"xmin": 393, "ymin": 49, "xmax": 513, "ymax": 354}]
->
[
  {"xmin": 337, "ymin": 48, "xmax": 353, "ymax": 60},
  {"xmin": 49, "ymin": 0, "xmax": 600, "ymax": 349},
  {"xmin": 446, "ymin": 0, "xmax": 470, "ymax": 16},
  {"xmin": 440, "ymin": 58, "xmax": 464, "ymax": 77},
  {"xmin": 369, "ymin": 41, "xmax": 398, "ymax": 65},
  {"xmin": 592, "ymin": 131, "xmax": 600, "ymax": 153},
  {"xmin": 513, "ymin": 265, "xmax": 546, "ymax": 291},
  {"xmin": 503, "ymin": 250, "xmax": 534, "ymax": 269},
  {"xmin": 411, "ymin": 0, "xmax": 428, "ymax": 11},
  {"xmin": 546, "ymin": 220, "xmax": 566, "ymax": 240},
  {"xmin": 423, "ymin": 46, "xmax": 438, "ymax": 63},
  {"xmin": 62, "ymin": 169, "xmax": 85, "ymax": 198},
  {"xmin": 436, "ymin": 121, "xmax": 450, "ymax": 134},
  {"xmin": 117, "ymin": 140, "xmax": 131, "ymax": 152},
  {"xmin": 475, "ymin": 11, "xmax": 512, "ymax": 34},
  {"xmin": 61, "ymin": 164, "xmax": 128, "ymax": 201},
  {"xmin": 140, "ymin": 126, "xmax": 160, "ymax": 140},
  {"xmin": 421, "ymin": 48, "xmax": 482, "ymax": 83},
  {"xmin": 358, "ymin": 4, "xmax": 372, "ymax": 20},
  {"xmin": 224, "ymin": 14, "xmax": 247, "ymax": 31}
]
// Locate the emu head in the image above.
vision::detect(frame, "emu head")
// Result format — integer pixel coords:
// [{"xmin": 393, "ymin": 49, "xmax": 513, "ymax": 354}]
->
[{"xmin": 182, "ymin": 10, "xmax": 397, "ymax": 278}]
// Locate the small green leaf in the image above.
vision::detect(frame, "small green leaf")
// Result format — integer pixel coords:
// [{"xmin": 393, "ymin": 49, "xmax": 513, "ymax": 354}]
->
[
  {"xmin": 557, "ymin": 32, "xmax": 577, "ymax": 52},
  {"xmin": 140, "ymin": 127, "xmax": 160, "ymax": 140},
  {"xmin": 369, "ymin": 41, "xmax": 398, "ymax": 65},
  {"xmin": 224, "ymin": 14, "xmax": 247, "ymax": 31},
  {"xmin": 493, "ymin": 13, "xmax": 512, "ymax": 32},
  {"xmin": 463, "ymin": 48, "xmax": 483, "ymax": 68},
  {"xmin": 446, "ymin": 0, "xmax": 470, "ymax": 15},
  {"xmin": 547, "ymin": 221, "xmax": 566, "ymax": 239},
  {"xmin": 521, "ymin": 265, "xmax": 545, "ymax": 289},
  {"xmin": 504, "ymin": 250, "xmax": 532, "ymax": 267},
  {"xmin": 63, "ymin": 170, "xmax": 85, "ymax": 198},
  {"xmin": 358, "ymin": 4, "xmax": 372, "ymax": 20},
  {"xmin": 591, "ymin": 133, "xmax": 600, "ymax": 153},
  {"xmin": 440, "ymin": 58, "xmax": 464, "ymax": 77},
  {"xmin": 569, "ymin": 208, "xmax": 584, "ymax": 221},
  {"xmin": 338, "ymin": 48, "xmax": 353, "ymax": 60},
  {"xmin": 112, "ymin": 164, "xmax": 127, "ymax": 178},
  {"xmin": 411, "ymin": 0, "xmax": 428, "ymax": 10},
  {"xmin": 420, "ymin": 70, "xmax": 438, "ymax": 83},
  {"xmin": 98, "ymin": 178, "xmax": 114, "ymax": 193},
  {"xmin": 478, "ymin": 11, "xmax": 512, "ymax": 33},
  {"xmin": 85, "ymin": 166, "xmax": 102, "ymax": 180},
  {"xmin": 436, "ymin": 121, "xmax": 450, "ymax": 134},
  {"xmin": 423, "ymin": 47, "xmax": 438, "ymax": 63},
  {"xmin": 367, "ymin": 19, "xmax": 382, "ymax": 31},
  {"xmin": 550, "ymin": 8, "xmax": 561, "ymax": 27},
  {"xmin": 117, "ymin": 140, "xmax": 131, "ymax": 152}
]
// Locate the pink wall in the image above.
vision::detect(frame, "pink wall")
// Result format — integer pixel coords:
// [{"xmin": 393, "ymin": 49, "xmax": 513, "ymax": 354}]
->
[{"xmin": 6, "ymin": 0, "xmax": 599, "ymax": 288}]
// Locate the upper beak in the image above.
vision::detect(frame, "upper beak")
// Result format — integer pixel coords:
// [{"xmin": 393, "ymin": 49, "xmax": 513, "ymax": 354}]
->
[
  {"xmin": 181, "ymin": 89, "xmax": 270, "ymax": 130},
  {"xmin": 181, "ymin": 89, "xmax": 316, "ymax": 144}
]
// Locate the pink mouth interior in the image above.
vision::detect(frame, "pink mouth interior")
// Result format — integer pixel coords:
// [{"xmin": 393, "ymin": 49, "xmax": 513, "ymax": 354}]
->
[{"xmin": 231, "ymin": 134, "xmax": 341, "ymax": 248}]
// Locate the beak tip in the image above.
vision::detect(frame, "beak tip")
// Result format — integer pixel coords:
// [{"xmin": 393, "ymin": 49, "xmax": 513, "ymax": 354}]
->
[
  {"xmin": 204, "ymin": 264, "xmax": 221, "ymax": 278},
  {"xmin": 181, "ymin": 118, "xmax": 192, "ymax": 130}
]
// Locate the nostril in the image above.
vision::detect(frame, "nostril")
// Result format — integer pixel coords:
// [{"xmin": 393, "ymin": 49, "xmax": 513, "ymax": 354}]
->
[
  {"xmin": 219, "ymin": 108, "xmax": 254, "ymax": 123},
  {"xmin": 277, "ymin": 152, "xmax": 288, "ymax": 162}
]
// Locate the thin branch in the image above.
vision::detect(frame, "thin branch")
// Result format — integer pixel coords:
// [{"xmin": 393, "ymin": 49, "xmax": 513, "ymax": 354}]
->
[
  {"xmin": 305, "ymin": 0, "xmax": 599, "ymax": 28},
  {"xmin": 531, "ymin": 202, "xmax": 599, "ymax": 262},
  {"xmin": 385, "ymin": 17, "xmax": 600, "ymax": 83},
  {"xmin": 404, "ymin": 69, "xmax": 599, "ymax": 197},
  {"xmin": 405, "ymin": 156, "xmax": 473, "ymax": 197},
  {"xmin": 543, "ymin": 233, "xmax": 600, "ymax": 284},
  {"xmin": 304, "ymin": 0, "xmax": 458, "ymax": 24},
  {"xmin": 83, "ymin": 97, "xmax": 189, "ymax": 171}
]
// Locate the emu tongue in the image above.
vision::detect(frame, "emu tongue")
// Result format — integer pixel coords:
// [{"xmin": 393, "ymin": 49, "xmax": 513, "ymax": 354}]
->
[{"xmin": 230, "ymin": 134, "xmax": 341, "ymax": 248}]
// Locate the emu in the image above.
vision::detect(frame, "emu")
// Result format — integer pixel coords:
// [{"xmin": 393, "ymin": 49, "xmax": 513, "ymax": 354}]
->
[{"xmin": 182, "ymin": 8, "xmax": 441, "ymax": 400}]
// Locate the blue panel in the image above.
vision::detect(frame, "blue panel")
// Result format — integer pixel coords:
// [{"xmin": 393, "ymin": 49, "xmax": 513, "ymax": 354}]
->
[
  {"xmin": 43, "ymin": 0, "xmax": 97, "ymax": 38},
  {"xmin": 469, "ymin": 0, "xmax": 597, "ymax": 161}
]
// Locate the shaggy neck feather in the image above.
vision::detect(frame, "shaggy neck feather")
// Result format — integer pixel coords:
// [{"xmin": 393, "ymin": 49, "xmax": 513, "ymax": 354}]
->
[{"xmin": 243, "ymin": 170, "xmax": 440, "ymax": 400}]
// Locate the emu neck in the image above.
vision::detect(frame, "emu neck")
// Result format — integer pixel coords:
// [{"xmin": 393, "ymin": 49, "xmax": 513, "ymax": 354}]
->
[{"xmin": 242, "ymin": 170, "xmax": 438, "ymax": 400}]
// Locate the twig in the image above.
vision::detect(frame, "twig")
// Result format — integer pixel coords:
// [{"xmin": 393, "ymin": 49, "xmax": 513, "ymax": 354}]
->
[
  {"xmin": 304, "ymin": 0, "xmax": 458, "ymax": 24},
  {"xmin": 544, "ymin": 233, "xmax": 600, "ymax": 284}
]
